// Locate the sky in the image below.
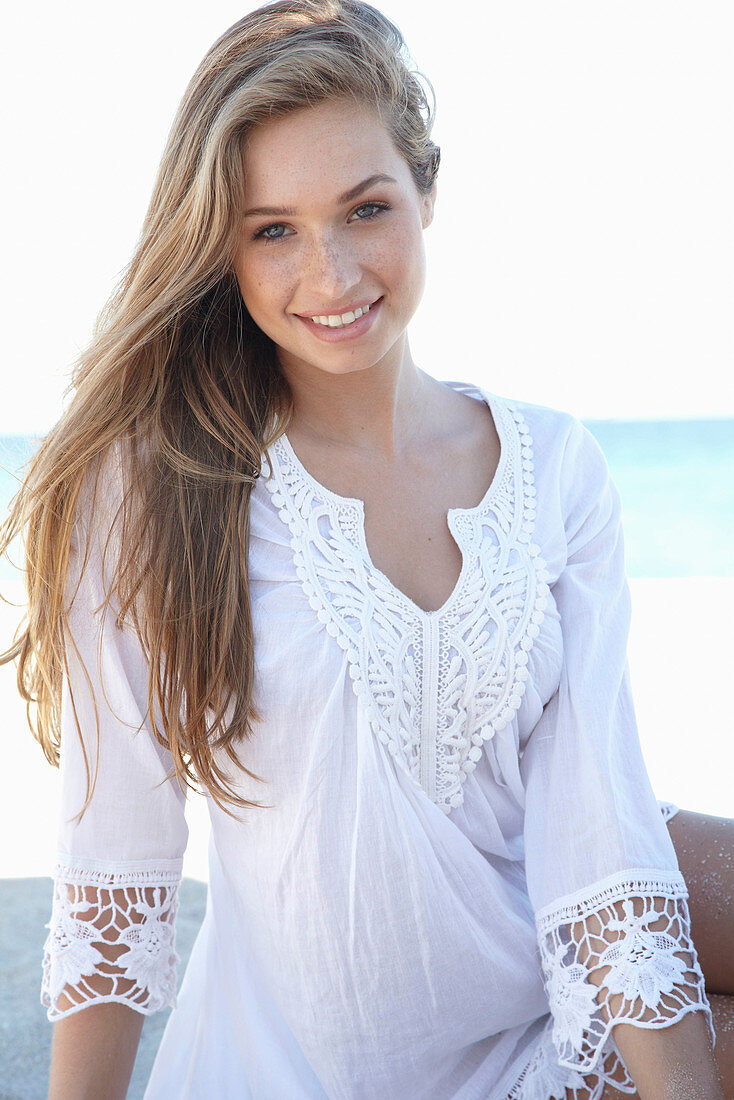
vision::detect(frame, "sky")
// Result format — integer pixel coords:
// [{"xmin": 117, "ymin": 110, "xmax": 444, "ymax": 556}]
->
[{"xmin": 2, "ymin": 1, "xmax": 732, "ymax": 433}]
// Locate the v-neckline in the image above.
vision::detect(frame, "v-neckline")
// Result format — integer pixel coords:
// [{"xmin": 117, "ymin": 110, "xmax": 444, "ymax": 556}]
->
[{"xmin": 274, "ymin": 384, "xmax": 510, "ymax": 620}]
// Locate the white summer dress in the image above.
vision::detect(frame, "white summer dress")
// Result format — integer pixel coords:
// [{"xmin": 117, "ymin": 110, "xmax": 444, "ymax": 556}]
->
[{"xmin": 42, "ymin": 381, "xmax": 714, "ymax": 1099}]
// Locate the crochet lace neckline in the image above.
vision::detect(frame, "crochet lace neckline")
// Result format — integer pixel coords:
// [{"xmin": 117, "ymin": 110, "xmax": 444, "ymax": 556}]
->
[
  {"xmin": 263, "ymin": 384, "xmax": 551, "ymax": 813},
  {"xmin": 275, "ymin": 383, "xmax": 509, "ymax": 620}
]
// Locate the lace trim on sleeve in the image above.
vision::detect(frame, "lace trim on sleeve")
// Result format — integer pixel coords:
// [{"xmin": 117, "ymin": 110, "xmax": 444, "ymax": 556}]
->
[
  {"xmin": 41, "ymin": 858, "xmax": 183, "ymax": 1021},
  {"xmin": 535, "ymin": 869, "xmax": 714, "ymax": 1073}
]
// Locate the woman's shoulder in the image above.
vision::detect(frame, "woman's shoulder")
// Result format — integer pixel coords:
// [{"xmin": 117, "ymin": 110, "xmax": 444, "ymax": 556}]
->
[
  {"xmin": 440, "ymin": 379, "xmax": 584, "ymax": 455},
  {"xmin": 501, "ymin": 391, "xmax": 612, "ymax": 498},
  {"xmin": 440, "ymin": 380, "xmax": 612, "ymax": 520}
]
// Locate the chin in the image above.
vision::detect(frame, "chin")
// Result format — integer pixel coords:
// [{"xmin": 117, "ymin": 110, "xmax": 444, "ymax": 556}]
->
[{"xmin": 300, "ymin": 356, "xmax": 379, "ymax": 377}]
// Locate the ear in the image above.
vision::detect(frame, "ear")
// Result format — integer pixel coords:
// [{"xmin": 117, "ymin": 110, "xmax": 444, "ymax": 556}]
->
[{"xmin": 421, "ymin": 180, "xmax": 436, "ymax": 230}]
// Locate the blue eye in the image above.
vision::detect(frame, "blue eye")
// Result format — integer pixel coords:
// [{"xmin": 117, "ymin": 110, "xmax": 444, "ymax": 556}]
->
[
  {"xmin": 352, "ymin": 201, "xmax": 390, "ymax": 221},
  {"xmin": 255, "ymin": 223, "xmax": 290, "ymax": 242},
  {"xmin": 251, "ymin": 200, "xmax": 390, "ymax": 244}
]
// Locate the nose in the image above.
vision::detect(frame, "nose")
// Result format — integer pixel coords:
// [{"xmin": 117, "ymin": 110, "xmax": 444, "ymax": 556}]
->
[{"xmin": 302, "ymin": 230, "xmax": 362, "ymax": 305}]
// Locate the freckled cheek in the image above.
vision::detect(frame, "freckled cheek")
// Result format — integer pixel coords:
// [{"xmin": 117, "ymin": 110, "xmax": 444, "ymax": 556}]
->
[
  {"xmin": 236, "ymin": 258, "xmax": 295, "ymax": 322},
  {"xmin": 352, "ymin": 235, "xmax": 416, "ymax": 297},
  {"xmin": 382, "ymin": 238, "xmax": 427, "ymax": 308},
  {"xmin": 380, "ymin": 216, "xmax": 425, "ymax": 274}
]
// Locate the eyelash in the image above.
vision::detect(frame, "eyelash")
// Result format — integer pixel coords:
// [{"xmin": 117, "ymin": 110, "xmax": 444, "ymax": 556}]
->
[{"xmin": 251, "ymin": 201, "xmax": 391, "ymax": 244}]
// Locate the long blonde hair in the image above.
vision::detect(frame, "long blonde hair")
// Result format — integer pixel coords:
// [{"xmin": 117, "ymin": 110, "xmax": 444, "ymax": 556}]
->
[{"xmin": 0, "ymin": 0, "xmax": 440, "ymax": 814}]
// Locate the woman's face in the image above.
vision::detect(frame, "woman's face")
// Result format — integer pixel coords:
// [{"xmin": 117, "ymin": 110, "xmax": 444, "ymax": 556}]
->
[{"xmin": 233, "ymin": 97, "xmax": 435, "ymax": 380}]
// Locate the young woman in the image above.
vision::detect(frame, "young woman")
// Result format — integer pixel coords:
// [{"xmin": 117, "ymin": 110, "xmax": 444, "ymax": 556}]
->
[{"xmin": 2, "ymin": 2, "xmax": 732, "ymax": 1097}]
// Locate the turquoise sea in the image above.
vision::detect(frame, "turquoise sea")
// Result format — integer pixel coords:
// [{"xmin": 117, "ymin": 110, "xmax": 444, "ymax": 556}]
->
[{"xmin": 0, "ymin": 418, "xmax": 732, "ymax": 579}]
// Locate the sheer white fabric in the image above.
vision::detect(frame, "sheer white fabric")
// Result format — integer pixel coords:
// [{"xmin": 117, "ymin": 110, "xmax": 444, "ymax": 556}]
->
[
  {"xmin": 41, "ymin": 449, "xmax": 188, "ymax": 1020},
  {"xmin": 43, "ymin": 383, "xmax": 712, "ymax": 1099}
]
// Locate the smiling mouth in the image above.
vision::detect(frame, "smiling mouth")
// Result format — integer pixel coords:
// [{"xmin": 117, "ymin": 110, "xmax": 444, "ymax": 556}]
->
[
  {"xmin": 307, "ymin": 300, "xmax": 378, "ymax": 328},
  {"xmin": 296, "ymin": 296, "xmax": 384, "ymax": 339},
  {"xmin": 297, "ymin": 297, "xmax": 383, "ymax": 327}
]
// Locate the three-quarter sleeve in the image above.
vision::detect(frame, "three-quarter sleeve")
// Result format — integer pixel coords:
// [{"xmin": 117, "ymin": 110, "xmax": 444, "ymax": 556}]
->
[
  {"xmin": 41, "ymin": 452, "xmax": 189, "ymax": 1020},
  {"xmin": 520, "ymin": 416, "xmax": 713, "ymax": 1077}
]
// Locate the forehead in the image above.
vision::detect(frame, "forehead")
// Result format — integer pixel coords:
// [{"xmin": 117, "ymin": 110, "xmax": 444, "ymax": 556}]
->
[{"xmin": 241, "ymin": 98, "xmax": 408, "ymax": 201}]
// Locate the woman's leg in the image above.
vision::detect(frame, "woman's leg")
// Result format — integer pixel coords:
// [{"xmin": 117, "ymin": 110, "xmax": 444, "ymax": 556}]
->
[{"xmin": 666, "ymin": 809, "xmax": 734, "ymax": 995}]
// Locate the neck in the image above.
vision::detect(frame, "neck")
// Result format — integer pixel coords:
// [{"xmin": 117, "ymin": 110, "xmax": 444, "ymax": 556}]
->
[{"xmin": 278, "ymin": 335, "xmax": 428, "ymax": 459}]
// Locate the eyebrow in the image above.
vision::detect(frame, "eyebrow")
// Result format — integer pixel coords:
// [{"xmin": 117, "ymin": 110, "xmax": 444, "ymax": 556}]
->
[{"xmin": 242, "ymin": 173, "xmax": 398, "ymax": 218}]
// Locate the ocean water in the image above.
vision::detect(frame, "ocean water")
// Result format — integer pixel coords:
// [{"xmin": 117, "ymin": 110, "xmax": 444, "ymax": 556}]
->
[
  {"xmin": 584, "ymin": 417, "xmax": 733, "ymax": 577},
  {"xmin": 0, "ymin": 419, "xmax": 732, "ymax": 580}
]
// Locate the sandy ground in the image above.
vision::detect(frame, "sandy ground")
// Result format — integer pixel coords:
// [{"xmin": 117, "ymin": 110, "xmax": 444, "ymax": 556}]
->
[{"xmin": 1, "ymin": 576, "xmax": 732, "ymax": 1097}]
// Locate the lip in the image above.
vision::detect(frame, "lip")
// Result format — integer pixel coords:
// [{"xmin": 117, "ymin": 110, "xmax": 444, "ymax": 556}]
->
[
  {"xmin": 295, "ymin": 297, "xmax": 383, "ymax": 343},
  {"xmin": 295, "ymin": 298, "xmax": 380, "ymax": 319}
]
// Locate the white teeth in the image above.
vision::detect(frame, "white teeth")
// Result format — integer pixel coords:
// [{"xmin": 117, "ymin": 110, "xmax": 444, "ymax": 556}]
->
[{"xmin": 310, "ymin": 302, "xmax": 373, "ymax": 327}]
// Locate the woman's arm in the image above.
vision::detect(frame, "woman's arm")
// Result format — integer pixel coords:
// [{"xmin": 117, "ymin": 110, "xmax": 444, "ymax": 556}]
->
[
  {"xmin": 49, "ymin": 1003, "xmax": 144, "ymax": 1100},
  {"xmin": 572, "ymin": 892, "xmax": 722, "ymax": 1097},
  {"xmin": 611, "ymin": 808, "xmax": 734, "ymax": 1097},
  {"xmin": 47, "ymin": 934, "xmax": 147, "ymax": 1099},
  {"xmin": 42, "ymin": 457, "xmax": 188, "ymax": 1092},
  {"xmin": 613, "ymin": 1010, "xmax": 724, "ymax": 1100},
  {"xmin": 576, "ymin": 900, "xmax": 724, "ymax": 1097},
  {"xmin": 521, "ymin": 416, "xmax": 716, "ymax": 1085}
]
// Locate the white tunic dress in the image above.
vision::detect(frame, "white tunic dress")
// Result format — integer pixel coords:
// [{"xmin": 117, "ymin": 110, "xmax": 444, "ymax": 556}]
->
[{"xmin": 42, "ymin": 381, "xmax": 713, "ymax": 1099}]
